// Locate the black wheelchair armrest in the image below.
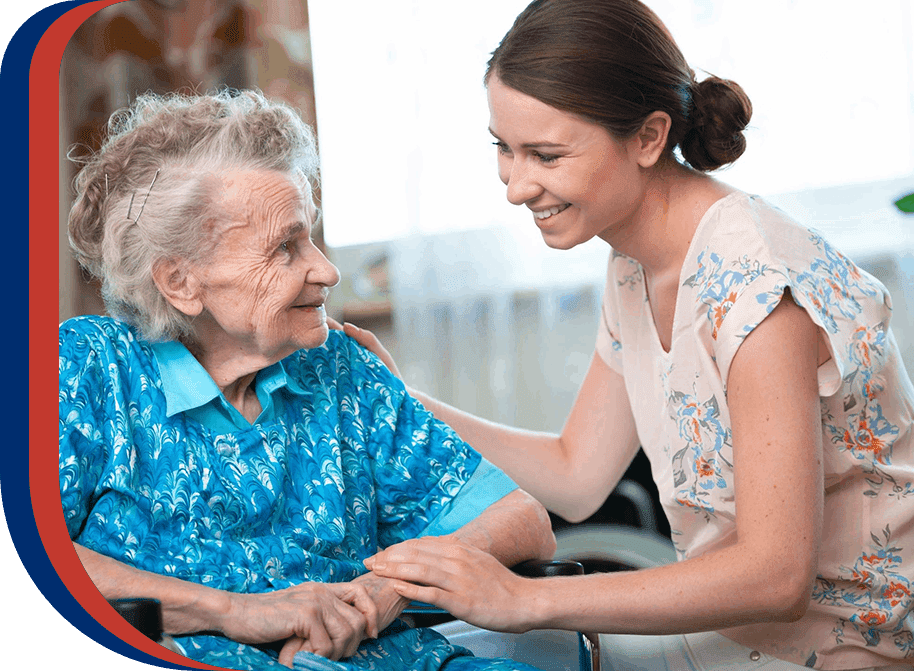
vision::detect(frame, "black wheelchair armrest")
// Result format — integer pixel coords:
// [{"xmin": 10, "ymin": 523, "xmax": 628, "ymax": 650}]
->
[{"xmin": 511, "ymin": 559, "xmax": 585, "ymax": 578}]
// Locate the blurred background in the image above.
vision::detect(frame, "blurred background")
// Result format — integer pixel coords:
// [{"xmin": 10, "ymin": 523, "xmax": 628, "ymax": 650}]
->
[{"xmin": 59, "ymin": 0, "xmax": 914, "ymax": 536}]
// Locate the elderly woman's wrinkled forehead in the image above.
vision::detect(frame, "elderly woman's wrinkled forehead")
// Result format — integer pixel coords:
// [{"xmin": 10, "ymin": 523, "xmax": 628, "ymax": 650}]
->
[{"xmin": 208, "ymin": 169, "xmax": 317, "ymax": 234}]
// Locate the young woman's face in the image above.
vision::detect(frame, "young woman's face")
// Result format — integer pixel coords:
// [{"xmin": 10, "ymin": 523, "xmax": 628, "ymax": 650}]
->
[{"xmin": 487, "ymin": 75, "xmax": 646, "ymax": 250}]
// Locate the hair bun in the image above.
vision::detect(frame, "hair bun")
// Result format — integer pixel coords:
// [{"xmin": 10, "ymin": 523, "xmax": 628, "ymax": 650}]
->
[{"xmin": 680, "ymin": 76, "xmax": 752, "ymax": 171}]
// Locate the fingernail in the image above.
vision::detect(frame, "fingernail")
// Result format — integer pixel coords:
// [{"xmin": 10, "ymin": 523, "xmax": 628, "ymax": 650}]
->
[{"xmin": 372, "ymin": 562, "xmax": 386, "ymax": 570}]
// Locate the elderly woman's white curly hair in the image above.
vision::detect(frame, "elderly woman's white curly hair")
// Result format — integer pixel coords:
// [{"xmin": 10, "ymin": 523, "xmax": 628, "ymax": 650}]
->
[{"xmin": 68, "ymin": 88, "xmax": 320, "ymax": 343}]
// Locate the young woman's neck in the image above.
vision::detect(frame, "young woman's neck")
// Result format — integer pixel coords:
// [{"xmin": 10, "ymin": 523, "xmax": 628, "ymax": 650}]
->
[{"xmin": 601, "ymin": 160, "xmax": 725, "ymax": 282}]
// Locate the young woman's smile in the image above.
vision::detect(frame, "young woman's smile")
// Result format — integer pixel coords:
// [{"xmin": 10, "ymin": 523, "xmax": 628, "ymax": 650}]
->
[{"xmin": 487, "ymin": 74, "xmax": 646, "ymax": 250}]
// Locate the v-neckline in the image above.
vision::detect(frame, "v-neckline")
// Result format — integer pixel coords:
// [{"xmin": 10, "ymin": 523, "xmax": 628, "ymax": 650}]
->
[{"xmin": 638, "ymin": 191, "xmax": 744, "ymax": 356}]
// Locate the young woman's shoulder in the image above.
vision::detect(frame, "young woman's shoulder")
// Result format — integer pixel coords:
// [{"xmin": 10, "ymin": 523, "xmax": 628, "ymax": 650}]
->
[{"xmin": 684, "ymin": 190, "xmax": 894, "ymax": 396}]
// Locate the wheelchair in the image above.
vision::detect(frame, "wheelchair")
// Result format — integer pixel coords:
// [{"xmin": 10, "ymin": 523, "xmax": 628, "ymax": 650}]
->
[
  {"xmin": 407, "ymin": 479, "xmax": 677, "ymax": 671},
  {"xmin": 110, "ymin": 480, "xmax": 675, "ymax": 671}
]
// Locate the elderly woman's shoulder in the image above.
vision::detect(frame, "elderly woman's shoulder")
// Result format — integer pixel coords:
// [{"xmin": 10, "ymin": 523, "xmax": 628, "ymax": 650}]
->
[
  {"xmin": 285, "ymin": 329, "xmax": 401, "ymax": 384},
  {"xmin": 60, "ymin": 314, "xmax": 135, "ymax": 339},
  {"xmin": 59, "ymin": 315, "xmax": 149, "ymax": 360}
]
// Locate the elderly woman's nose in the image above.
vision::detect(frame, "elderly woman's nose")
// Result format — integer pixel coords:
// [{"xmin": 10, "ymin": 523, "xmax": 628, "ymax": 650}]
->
[{"xmin": 309, "ymin": 250, "xmax": 341, "ymax": 287}]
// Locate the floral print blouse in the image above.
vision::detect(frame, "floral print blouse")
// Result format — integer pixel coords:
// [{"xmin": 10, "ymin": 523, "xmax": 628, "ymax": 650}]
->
[
  {"xmin": 596, "ymin": 192, "xmax": 913, "ymax": 669},
  {"xmin": 59, "ymin": 316, "xmax": 533, "ymax": 671}
]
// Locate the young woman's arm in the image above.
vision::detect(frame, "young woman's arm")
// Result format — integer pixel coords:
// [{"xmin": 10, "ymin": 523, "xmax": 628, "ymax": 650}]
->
[
  {"xmin": 367, "ymin": 294, "xmax": 824, "ymax": 635},
  {"xmin": 340, "ymin": 321, "xmax": 641, "ymax": 522}
]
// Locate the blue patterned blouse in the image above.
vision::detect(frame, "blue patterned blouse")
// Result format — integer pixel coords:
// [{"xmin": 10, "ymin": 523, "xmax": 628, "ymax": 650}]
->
[{"xmin": 59, "ymin": 316, "xmax": 535, "ymax": 671}]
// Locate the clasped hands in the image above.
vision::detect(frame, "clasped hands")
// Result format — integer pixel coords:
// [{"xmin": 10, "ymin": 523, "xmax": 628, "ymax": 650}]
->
[
  {"xmin": 220, "ymin": 537, "xmax": 530, "ymax": 668},
  {"xmin": 219, "ymin": 571, "xmax": 408, "ymax": 667}
]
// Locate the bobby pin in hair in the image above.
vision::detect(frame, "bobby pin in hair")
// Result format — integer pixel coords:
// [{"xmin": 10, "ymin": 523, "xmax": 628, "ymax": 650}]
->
[{"xmin": 126, "ymin": 169, "xmax": 160, "ymax": 225}]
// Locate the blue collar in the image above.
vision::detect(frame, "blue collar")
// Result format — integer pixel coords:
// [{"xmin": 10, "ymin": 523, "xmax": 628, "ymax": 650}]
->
[{"xmin": 149, "ymin": 340, "xmax": 307, "ymax": 429}]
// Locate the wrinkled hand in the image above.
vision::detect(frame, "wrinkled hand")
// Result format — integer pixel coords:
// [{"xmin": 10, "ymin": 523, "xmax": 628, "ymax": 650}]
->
[
  {"xmin": 327, "ymin": 317, "xmax": 402, "ymax": 379},
  {"xmin": 364, "ymin": 537, "xmax": 534, "ymax": 634},
  {"xmin": 351, "ymin": 572, "xmax": 412, "ymax": 635},
  {"xmin": 220, "ymin": 582, "xmax": 377, "ymax": 666}
]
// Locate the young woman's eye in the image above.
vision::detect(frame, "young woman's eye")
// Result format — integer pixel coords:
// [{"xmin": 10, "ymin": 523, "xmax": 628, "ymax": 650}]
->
[
  {"xmin": 492, "ymin": 141, "xmax": 511, "ymax": 155},
  {"xmin": 533, "ymin": 151, "xmax": 559, "ymax": 164}
]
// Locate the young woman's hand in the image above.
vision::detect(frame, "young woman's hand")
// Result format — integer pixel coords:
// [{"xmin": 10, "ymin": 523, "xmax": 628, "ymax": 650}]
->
[
  {"xmin": 327, "ymin": 317, "xmax": 402, "ymax": 379},
  {"xmin": 364, "ymin": 537, "xmax": 536, "ymax": 633}
]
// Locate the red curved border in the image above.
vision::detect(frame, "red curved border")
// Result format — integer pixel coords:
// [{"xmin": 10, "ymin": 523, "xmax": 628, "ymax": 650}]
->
[{"xmin": 33, "ymin": 2, "xmax": 227, "ymax": 668}]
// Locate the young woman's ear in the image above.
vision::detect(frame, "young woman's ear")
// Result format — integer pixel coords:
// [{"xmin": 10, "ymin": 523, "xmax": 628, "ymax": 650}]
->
[
  {"xmin": 634, "ymin": 111, "xmax": 673, "ymax": 168},
  {"xmin": 152, "ymin": 259, "xmax": 203, "ymax": 317}
]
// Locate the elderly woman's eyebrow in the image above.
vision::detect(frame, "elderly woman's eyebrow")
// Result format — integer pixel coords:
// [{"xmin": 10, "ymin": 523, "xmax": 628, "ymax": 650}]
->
[{"xmin": 269, "ymin": 220, "xmax": 308, "ymax": 246}]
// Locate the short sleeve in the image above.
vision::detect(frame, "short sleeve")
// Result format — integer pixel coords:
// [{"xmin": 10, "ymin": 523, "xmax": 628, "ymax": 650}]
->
[
  {"xmin": 417, "ymin": 457, "xmax": 518, "ymax": 538},
  {"xmin": 706, "ymin": 222, "xmax": 892, "ymax": 399},
  {"xmin": 335, "ymin": 334, "xmax": 517, "ymax": 548},
  {"xmin": 595, "ymin": 255, "xmax": 626, "ymax": 374}
]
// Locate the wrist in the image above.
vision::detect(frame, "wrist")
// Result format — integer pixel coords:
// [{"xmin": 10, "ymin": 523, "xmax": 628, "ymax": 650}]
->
[
  {"xmin": 517, "ymin": 576, "xmax": 551, "ymax": 632},
  {"xmin": 203, "ymin": 588, "xmax": 237, "ymax": 635}
]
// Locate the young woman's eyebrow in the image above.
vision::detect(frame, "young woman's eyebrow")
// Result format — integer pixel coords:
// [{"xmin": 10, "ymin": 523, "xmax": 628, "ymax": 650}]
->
[{"xmin": 488, "ymin": 127, "xmax": 567, "ymax": 150}]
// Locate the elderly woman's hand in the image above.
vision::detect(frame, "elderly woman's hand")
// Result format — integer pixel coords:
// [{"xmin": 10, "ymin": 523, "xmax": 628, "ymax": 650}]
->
[
  {"xmin": 220, "ymin": 581, "xmax": 378, "ymax": 666},
  {"xmin": 350, "ymin": 572, "xmax": 412, "ymax": 635},
  {"xmin": 273, "ymin": 575, "xmax": 408, "ymax": 667}
]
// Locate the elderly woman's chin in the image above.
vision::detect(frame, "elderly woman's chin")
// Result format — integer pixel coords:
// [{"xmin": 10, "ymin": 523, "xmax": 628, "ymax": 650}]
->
[
  {"xmin": 290, "ymin": 304, "xmax": 330, "ymax": 349},
  {"xmin": 251, "ymin": 307, "xmax": 332, "ymax": 361}
]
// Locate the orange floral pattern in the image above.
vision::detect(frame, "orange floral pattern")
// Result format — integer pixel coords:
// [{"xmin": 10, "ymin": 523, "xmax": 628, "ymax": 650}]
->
[
  {"xmin": 815, "ymin": 526, "xmax": 912, "ymax": 654},
  {"xmin": 599, "ymin": 192, "xmax": 914, "ymax": 665}
]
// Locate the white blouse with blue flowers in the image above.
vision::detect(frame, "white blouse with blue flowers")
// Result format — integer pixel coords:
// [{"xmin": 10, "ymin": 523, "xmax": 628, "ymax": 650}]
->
[{"xmin": 596, "ymin": 192, "xmax": 913, "ymax": 669}]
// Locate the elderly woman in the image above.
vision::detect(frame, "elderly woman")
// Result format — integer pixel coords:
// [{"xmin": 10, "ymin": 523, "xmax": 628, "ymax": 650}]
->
[{"xmin": 59, "ymin": 89, "xmax": 555, "ymax": 671}]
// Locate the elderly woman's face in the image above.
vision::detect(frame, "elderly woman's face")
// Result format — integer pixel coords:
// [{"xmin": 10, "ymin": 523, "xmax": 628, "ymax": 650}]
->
[{"xmin": 191, "ymin": 169, "xmax": 340, "ymax": 364}]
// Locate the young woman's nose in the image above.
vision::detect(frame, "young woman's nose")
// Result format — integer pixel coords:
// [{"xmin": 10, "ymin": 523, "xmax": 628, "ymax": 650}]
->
[{"xmin": 503, "ymin": 158, "xmax": 542, "ymax": 206}]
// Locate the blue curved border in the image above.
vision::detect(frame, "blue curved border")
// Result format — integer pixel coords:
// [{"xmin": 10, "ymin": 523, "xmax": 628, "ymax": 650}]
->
[{"xmin": 4, "ymin": 1, "xmax": 188, "ymax": 668}]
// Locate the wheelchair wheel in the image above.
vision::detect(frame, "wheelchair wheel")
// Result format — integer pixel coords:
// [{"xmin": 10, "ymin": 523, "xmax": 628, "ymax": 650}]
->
[{"xmin": 553, "ymin": 524, "xmax": 677, "ymax": 573}]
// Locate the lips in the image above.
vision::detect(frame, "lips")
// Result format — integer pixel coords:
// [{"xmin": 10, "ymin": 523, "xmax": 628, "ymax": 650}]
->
[
  {"xmin": 293, "ymin": 290, "xmax": 329, "ymax": 309},
  {"xmin": 291, "ymin": 294, "xmax": 326, "ymax": 309}
]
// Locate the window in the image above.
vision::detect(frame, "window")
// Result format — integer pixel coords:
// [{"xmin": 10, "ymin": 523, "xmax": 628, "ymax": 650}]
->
[{"xmin": 308, "ymin": 0, "xmax": 914, "ymax": 249}]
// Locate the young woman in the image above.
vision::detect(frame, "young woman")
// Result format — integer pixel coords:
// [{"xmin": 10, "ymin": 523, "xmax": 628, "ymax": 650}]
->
[{"xmin": 348, "ymin": 1, "xmax": 914, "ymax": 669}]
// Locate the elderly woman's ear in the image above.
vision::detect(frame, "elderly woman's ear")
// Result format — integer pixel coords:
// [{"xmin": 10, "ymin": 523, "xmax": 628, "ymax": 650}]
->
[{"xmin": 153, "ymin": 258, "xmax": 204, "ymax": 317}]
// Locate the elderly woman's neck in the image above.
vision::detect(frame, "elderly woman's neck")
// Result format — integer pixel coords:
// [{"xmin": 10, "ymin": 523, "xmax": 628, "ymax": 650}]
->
[
  {"xmin": 183, "ymin": 338, "xmax": 265, "ymax": 423},
  {"xmin": 220, "ymin": 374, "xmax": 262, "ymax": 423}
]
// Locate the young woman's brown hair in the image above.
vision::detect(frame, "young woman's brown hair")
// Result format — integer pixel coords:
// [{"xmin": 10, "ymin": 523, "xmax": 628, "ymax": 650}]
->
[{"xmin": 486, "ymin": 0, "xmax": 752, "ymax": 171}]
